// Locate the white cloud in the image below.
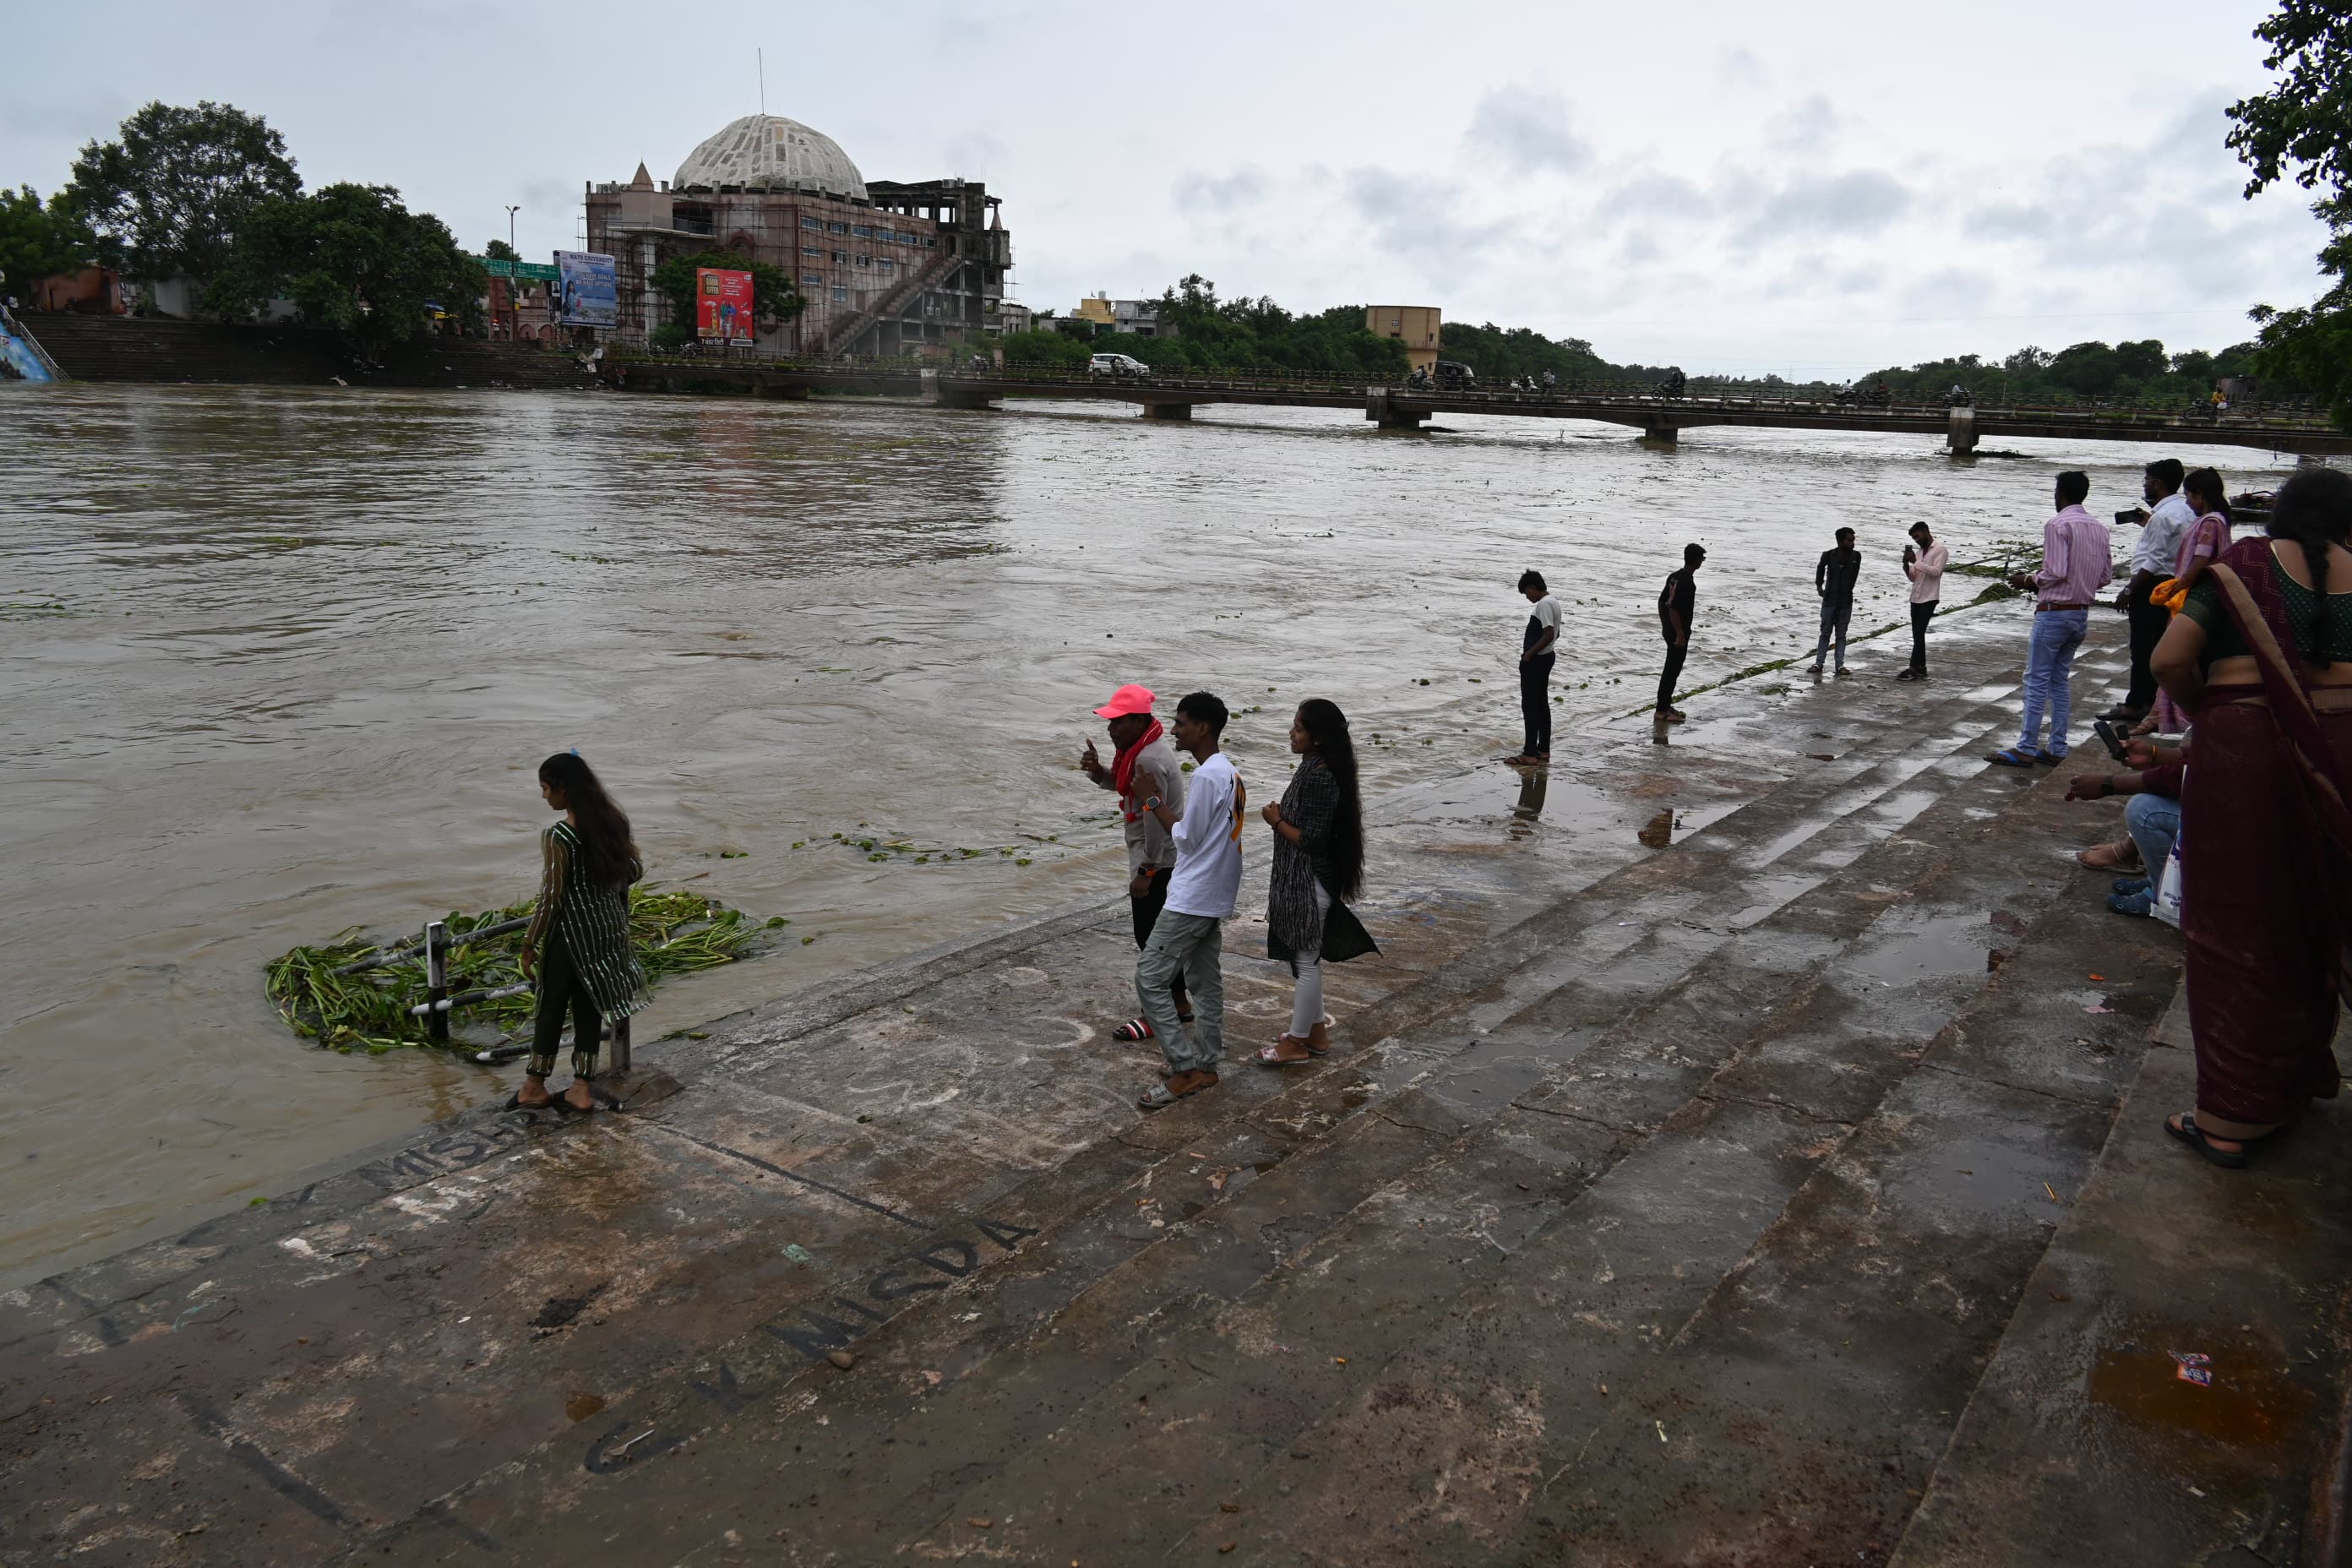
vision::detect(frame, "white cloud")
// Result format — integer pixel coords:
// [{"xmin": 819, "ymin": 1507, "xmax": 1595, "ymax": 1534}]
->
[{"xmin": 1464, "ymin": 85, "xmax": 1592, "ymax": 176}]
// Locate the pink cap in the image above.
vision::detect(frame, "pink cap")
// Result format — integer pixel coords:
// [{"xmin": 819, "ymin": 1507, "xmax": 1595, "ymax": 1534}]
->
[{"xmin": 1092, "ymin": 683, "xmax": 1157, "ymax": 719}]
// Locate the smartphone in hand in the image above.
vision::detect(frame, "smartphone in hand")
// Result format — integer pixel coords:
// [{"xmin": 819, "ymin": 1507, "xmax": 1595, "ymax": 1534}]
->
[{"xmin": 2093, "ymin": 717, "xmax": 2131, "ymax": 763}]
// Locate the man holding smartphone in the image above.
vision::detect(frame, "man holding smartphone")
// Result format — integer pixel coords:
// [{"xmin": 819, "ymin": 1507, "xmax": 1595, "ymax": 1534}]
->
[
  {"xmin": 2104, "ymin": 458, "xmax": 2195, "ymax": 724},
  {"xmin": 1897, "ymin": 521, "xmax": 1949, "ymax": 681}
]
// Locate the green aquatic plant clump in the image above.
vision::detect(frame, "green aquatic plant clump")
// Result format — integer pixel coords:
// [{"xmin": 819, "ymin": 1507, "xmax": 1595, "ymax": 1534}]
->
[{"xmin": 265, "ymin": 888, "xmax": 762, "ymax": 1051}]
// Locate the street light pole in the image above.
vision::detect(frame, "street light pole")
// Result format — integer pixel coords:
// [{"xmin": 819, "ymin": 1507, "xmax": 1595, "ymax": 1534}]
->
[{"xmin": 504, "ymin": 205, "xmax": 521, "ymax": 340}]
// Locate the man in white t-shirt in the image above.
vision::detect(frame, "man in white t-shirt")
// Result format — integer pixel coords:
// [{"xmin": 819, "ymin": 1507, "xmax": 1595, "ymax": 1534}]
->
[
  {"xmin": 1133, "ymin": 691, "xmax": 1244, "ymax": 1108},
  {"xmin": 1508, "ymin": 569, "xmax": 1562, "ymax": 766}
]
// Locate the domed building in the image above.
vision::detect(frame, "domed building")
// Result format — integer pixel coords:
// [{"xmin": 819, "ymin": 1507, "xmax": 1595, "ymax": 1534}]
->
[{"xmin": 583, "ymin": 112, "xmax": 1010, "ymax": 357}]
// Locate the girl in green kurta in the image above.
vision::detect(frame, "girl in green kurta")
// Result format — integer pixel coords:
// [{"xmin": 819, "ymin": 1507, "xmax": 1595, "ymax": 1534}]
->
[{"xmin": 514, "ymin": 752, "xmax": 647, "ymax": 1113}]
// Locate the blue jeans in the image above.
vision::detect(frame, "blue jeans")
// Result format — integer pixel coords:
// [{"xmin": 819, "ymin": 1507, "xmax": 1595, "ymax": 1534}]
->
[
  {"xmin": 2017, "ymin": 609, "xmax": 2088, "ymax": 756},
  {"xmin": 2126, "ymin": 791, "xmax": 2180, "ymax": 881},
  {"xmin": 1811, "ymin": 596, "xmax": 1853, "ymax": 668}
]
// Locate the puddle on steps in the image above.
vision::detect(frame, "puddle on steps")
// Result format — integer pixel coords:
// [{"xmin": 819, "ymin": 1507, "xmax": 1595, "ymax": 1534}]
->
[{"xmin": 2087, "ymin": 1335, "xmax": 2312, "ymax": 1455}]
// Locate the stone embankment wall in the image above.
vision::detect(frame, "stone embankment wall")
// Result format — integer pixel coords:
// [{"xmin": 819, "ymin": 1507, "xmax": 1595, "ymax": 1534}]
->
[{"xmin": 18, "ymin": 314, "xmax": 602, "ymax": 391}]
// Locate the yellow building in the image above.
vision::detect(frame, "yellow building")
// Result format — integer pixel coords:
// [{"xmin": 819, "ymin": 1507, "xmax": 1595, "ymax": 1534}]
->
[{"xmin": 1367, "ymin": 305, "xmax": 1442, "ymax": 371}]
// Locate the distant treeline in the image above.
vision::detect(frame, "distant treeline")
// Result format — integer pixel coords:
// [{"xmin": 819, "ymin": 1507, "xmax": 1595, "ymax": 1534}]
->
[
  {"xmin": 1003, "ymin": 274, "xmax": 1408, "ymax": 374},
  {"xmin": 1854, "ymin": 340, "xmax": 2284, "ymax": 407},
  {"xmin": 1000, "ymin": 274, "xmax": 2284, "ymax": 406}
]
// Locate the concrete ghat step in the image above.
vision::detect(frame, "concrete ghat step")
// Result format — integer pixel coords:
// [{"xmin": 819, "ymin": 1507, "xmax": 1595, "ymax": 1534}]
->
[
  {"xmin": 0, "ymin": 683, "xmax": 2038, "ymax": 1568},
  {"xmin": 651, "ymin": 694, "xmax": 2067, "ymax": 1564},
  {"xmin": 1494, "ymin": 785, "xmax": 2184, "ymax": 1567},
  {"xmin": 1342, "ymin": 672, "xmax": 2041, "ymax": 1051},
  {"xmin": 879, "ymin": 710, "xmax": 2093, "ymax": 1562},
  {"xmin": 1885, "ymin": 994, "xmax": 2352, "ymax": 1567},
  {"xmin": 346, "ymin": 670, "xmax": 2056, "ymax": 1560}
]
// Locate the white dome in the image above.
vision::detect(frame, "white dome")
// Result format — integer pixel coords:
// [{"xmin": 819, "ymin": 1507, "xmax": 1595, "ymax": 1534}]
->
[{"xmin": 672, "ymin": 114, "xmax": 868, "ymax": 201}]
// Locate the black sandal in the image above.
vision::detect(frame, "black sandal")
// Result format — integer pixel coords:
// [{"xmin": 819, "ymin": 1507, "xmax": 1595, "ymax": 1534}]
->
[
  {"xmin": 2164, "ymin": 1112, "xmax": 2249, "ymax": 1168},
  {"xmin": 501, "ymin": 1091, "xmax": 558, "ymax": 1113}
]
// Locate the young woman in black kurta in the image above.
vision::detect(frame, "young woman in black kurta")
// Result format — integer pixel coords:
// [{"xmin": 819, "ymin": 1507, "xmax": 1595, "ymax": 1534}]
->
[{"xmin": 1256, "ymin": 700, "xmax": 1376, "ymax": 1066}]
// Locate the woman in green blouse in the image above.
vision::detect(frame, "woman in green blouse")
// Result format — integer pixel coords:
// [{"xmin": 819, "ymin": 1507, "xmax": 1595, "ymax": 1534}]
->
[
  {"xmin": 1256, "ymin": 700, "xmax": 1378, "ymax": 1066},
  {"xmin": 513, "ymin": 752, "xmax": 646, "ymax": 1113}
]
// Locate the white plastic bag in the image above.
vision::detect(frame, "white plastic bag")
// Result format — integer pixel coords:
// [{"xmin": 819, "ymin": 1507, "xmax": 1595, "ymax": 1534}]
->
[{"xmin": 2153, "ymin": 833, "xmax": 2184, "ymax": 928}]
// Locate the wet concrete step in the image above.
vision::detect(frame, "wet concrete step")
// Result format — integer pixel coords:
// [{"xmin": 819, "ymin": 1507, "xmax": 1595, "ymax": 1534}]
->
[
  {"xmin": 1886, "ymin": 993, "xmax": 2352, "ymax": 1567},
  {"xmin": 1, "ymin": 641, "xmax": 2118, "ymax": 1565},
  {"xmin": 472, "ymin": 681, "xmax": 2060, "ymax": 1560},
  {"xmin": 865, "ymin": 695, "xmax": 2104, "ymax": 1562},
  {"xmin": 335, "ymin": 658, "xmax": 2065, "ymax": 1560},
  {"xmin": 1340, "ymin": 668, "xmax": 2051, "ymax": 1052},
  {"xmin": 1486, "ymin": 776, "xmax": 2184, "ymax": 1567}
]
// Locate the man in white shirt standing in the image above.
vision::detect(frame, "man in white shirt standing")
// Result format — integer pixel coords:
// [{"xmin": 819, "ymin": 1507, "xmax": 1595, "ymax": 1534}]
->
[
  {"xmin": 2106, "ymin": 458, "xmax": 2195, "ymax": 723},
  {"xmin": 1507, "ymin": 569, "xmax": 1562, "ymax": 766},
  {"xmin": 1897, "ymin": 522, "xmax": 1949, "ymax": 682},
  {"xmin": 1133, "ymin": 691, "xmax": 1244, "ymax": 1108}
]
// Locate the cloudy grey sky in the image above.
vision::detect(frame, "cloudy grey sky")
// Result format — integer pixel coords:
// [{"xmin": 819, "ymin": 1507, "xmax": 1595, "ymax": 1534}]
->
[{"xmin": 3, "ymin": 0, "xmax": 2328, "ymax": 374}]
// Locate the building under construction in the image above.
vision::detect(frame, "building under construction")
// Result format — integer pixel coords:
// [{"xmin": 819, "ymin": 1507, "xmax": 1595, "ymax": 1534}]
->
[{"xmin": 584, "ymin": 113, "xmax": 1012, "ymax": 358}]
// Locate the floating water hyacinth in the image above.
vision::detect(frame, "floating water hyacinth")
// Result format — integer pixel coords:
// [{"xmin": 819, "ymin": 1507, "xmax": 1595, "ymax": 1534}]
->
[{"xmin": 265, "ymin": 888, "xmax": 765, "ymax": 1052}]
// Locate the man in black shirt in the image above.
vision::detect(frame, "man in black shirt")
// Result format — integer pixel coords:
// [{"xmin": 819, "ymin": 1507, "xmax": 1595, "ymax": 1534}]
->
[
  {"xmin": 1809, "ymin": 526, "xmax": 1863, "ymax": 677},
  {"xmin": 1656, "ymin": 542, "xmax": 1705, "ymax": 722}
]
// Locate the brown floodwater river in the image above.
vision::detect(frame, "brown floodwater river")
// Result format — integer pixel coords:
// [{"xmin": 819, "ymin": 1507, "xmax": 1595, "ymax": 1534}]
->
[{"xmin": 0, "ymin": 382, "xmax": 2298, "ymax": 1277}]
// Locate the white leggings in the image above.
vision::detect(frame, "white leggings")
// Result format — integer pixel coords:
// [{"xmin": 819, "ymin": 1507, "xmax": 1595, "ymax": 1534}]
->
[{"xmin": 1288, "ymin": 879, "xmax": 1332, "ymax": 1038}]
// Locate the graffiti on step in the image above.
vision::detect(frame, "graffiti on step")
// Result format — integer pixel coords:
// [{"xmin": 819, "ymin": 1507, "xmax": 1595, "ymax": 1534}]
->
[
  {"xmin": 580, "ymin": 1212, "xmax": 1041, "ymax": 1475},
  {"xmin": 354, "ymin": 1121, "xmax": 530, "ymax": 1191}
]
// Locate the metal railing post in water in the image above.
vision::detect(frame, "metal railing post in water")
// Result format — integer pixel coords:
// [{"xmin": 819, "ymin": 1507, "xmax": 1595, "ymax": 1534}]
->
[{"xmin": 424, "ymin": 920, "xmax": 450, "ymax": 1044}]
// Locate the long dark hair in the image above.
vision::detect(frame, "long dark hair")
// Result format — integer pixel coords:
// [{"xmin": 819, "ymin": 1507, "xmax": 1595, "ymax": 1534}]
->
[
  {"xmin": 2183, "ymin": 466, "xmax": 2230, "ymax": 525},
  {"xmin": 538, "ymin": 752, "xmax": 639, "ymax": 886},
  {"xmin": 2268, "ymin": 467, "xmax": 2352, "ymax": 668},
  {"xmin": 1295, "ymin": 699, "xmax": 1364, "ymax": 902}
]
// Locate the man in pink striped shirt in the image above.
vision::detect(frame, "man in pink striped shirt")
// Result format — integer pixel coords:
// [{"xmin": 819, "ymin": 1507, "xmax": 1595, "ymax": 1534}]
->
[{"xmin": 1988, "ymin": 470, "xmax": 2113, "ymax": 767}]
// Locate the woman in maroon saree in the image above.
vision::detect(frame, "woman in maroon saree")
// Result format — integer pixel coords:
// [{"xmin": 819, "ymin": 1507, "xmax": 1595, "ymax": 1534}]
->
[{"xmin": 2150, "ymin": 466, "xmax": 2352, "ymax": 1166}]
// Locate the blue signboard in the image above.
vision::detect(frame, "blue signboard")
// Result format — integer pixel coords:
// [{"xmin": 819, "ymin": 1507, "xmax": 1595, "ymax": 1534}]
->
[{"xmin": 554, "ymin": 251, "xmax": 618, "ymax": 329}]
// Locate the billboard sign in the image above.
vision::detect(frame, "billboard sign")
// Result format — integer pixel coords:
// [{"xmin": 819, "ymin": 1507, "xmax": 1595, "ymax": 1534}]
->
[
  {"xmin": 553, "ymin": 251, "xmax": 618, "ymax": 328},
  {"xmin": 696, "ymin": 267, "xmax": 754, "ymax": 341}
]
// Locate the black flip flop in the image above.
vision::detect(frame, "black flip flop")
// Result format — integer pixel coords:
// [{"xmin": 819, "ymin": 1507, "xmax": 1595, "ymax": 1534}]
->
[
  {"xmin": 2164, "ymin": 1112, "xmax": 2249, "ymax": 1168},
  {"xmin": 502, "ymin": 1092, "xmax": 559, "ymax": 1113}
]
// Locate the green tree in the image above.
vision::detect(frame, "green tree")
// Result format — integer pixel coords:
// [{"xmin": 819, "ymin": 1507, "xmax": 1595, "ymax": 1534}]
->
[
  {"xmin": 62, "ymin": 101, "xmax": 300, "ymax": 291},
  {"xmin": 205, "ymin": 182, "xmax": 486, "ymax": 352},
  {"xmin": 647, "ymin": 250, "xmax": 803, "ymax": 346},
  {"xmin": 484, "ymin": 238, "xmax": 520, "ymax": 264},
  {"xmin": 2228, "ymin": 2, "xmax": 2352, "ymax": 425},
  {"xmin": 0, "ymin": 186, "xmax": 95, "ymax": 299}
]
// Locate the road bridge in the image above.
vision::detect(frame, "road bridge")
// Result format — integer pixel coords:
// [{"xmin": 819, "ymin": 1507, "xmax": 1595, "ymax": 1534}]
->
[{"xmin": 599, "ymin": 351, "xmax": 2352, "ymax": 457}]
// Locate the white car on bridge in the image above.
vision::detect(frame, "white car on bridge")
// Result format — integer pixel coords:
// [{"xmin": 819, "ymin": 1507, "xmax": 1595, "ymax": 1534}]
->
[{"xmin": 1088, "ymin": 352, "xmax": 1151, "ymax": 378}]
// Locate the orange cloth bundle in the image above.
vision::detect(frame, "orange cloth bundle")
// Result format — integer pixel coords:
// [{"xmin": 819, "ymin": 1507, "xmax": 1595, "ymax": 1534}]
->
[{"xmin": 2151, "ymin": 577, "xmax": 2188, "ymax": 615}]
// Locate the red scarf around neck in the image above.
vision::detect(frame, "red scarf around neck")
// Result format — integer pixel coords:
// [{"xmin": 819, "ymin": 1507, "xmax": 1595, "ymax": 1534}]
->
[{"xmin": 1113, "ymin": 719, "xmax": 1163, "ymax": 821}]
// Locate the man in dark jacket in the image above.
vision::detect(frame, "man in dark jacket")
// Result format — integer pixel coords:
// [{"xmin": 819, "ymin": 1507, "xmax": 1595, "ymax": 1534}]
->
[{"xmin": 1809, "ymin": 527, "xmax": 1863, "ymax": 677}]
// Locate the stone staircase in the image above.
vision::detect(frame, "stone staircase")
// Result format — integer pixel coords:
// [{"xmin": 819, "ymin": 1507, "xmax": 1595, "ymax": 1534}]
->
[
  {"xmin": 814, "ymin": 248, "xmax": 963, "ymax": 358},
  {"xmin": 8, "ymin": 627, "xmax": 2347, "ymax": 1567}
]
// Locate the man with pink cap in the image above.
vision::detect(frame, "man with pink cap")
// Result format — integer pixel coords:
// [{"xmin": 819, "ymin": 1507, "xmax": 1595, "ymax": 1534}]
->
[{"xmin": 1081, "ymin": 683, "xmax": 1191, "ymax": 1042}]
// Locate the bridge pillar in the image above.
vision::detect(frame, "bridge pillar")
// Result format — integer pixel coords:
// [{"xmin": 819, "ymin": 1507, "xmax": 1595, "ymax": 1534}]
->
[
  {"xmin": 1642, "ymin": 421, "xmax": 1678, "ymax": 444},
  {"xmin": 1365, "ymin": 389, "xmax": 1428, "ymax": 429},
  {"xmin": 1947, "ymin": 406, "xmax": 1979, "ymax": 455},
  {"xmin": 921, "ymin": 368, "xmax": 998, "ymax": 411},
  {"xmin": 1142, "ymin": 402, "xmax": 1194, "ymax": 420}
]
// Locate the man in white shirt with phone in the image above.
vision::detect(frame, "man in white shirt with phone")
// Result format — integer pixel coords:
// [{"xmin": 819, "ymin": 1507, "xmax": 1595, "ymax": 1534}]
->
[{"xmin": 1131, "ymin": 691, "xmax": 1243, "ymax": 1108}]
